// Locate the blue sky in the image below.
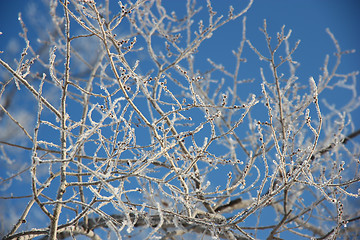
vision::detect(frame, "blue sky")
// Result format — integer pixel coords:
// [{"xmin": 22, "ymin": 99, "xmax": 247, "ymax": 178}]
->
[
  {"xmin": 3, "ymin": 0, "xmax": 359, "ymax": 144},
  {"xmin": 1, "ymin": 0, "xmax": 360, "ymax": 238},
  {"xmin": 1, "ymin": 0, "xmax": 360, "ymax": 105}
]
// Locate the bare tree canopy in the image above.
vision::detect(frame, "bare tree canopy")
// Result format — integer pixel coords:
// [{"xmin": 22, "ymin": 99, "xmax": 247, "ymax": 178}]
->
[{"xmin": 1, "ymin": 0, "xmax": 359, "ymax": 239}]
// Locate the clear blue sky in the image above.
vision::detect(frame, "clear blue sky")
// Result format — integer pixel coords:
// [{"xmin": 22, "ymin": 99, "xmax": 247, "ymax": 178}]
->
[
  {"xmin": 2, "ymin": 0, "xmax": 359, "ymax": 133},
  {"xmin": 1, "ymin": 0, "xmax": 359, "ymax": 96},
  {"xmin": 1, "ymin": 0, "xmax": 360, "ymax": 238}
]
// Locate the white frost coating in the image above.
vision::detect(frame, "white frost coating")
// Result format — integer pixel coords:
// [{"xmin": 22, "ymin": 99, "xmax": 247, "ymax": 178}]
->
[
  {"xmin": 202, "ymin": 137, "xmax": 208, "ymax": 148},
  {"xmin": 309, "ymin": 77, "xmax": 318, "ymax": 96}
]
